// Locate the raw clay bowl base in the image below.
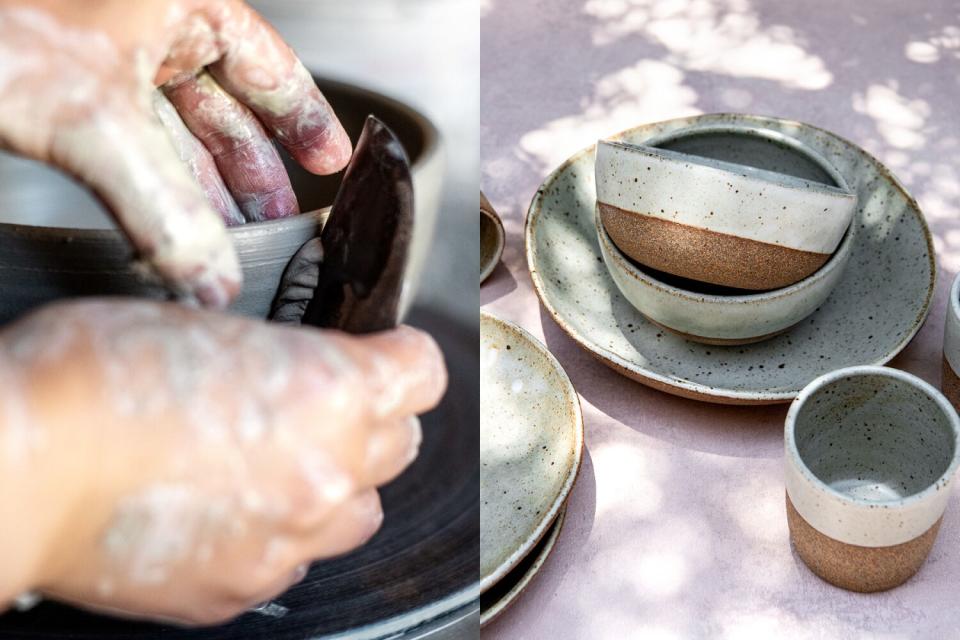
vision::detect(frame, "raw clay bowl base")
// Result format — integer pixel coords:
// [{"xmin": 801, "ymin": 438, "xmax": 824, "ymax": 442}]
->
[{"xmin": 0, "ymin": 77, "xmax": 441, "ymax": 324}]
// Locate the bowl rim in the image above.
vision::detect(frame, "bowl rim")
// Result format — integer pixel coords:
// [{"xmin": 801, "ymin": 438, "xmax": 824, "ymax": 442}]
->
[
  {"xmin": 636, "ymin": 123, "xmax": 855, "ymax": 195},
  {"xmin": 597, "ymin": 132, "xmax": 856, "ymax": 201},
  {"xmin": 0, "ymin": 75, "xmax": 441, "ymax": 240},
  {"xmin": 785, "ymin": 365, "xmax": 960, "ymax": 509},
  {"xmin": 595, "ymin": 201, "xmax": 855, "ymax": 305}
]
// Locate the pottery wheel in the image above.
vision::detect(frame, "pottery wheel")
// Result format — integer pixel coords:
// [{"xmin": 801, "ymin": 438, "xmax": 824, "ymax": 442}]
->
[{"xmin": 0, "ymin": 307, "xmax": 480, "ymax": 639}]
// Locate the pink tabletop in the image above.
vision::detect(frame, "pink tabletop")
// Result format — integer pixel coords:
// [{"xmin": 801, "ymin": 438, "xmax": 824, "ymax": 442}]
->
[{"xmin": 481, "ymin": 1, "xmax": 960, "ymax": 637}]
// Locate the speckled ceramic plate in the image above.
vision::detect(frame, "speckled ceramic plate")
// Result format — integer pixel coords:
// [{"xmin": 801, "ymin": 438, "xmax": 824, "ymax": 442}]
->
[
  {"xmin": 480, "ymin": 505, "xmax": 565, "ymax": 628},
  {"xmin": 525, "ymin": 114, "xmax": 935, "ymax": 405},
  {"xmin": 480, "ymin": 312, "xmax": 582, "ymax": 593}
]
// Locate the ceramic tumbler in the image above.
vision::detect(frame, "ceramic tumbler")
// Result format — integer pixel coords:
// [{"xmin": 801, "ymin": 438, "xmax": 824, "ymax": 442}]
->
[{"xmin": 785, "ymin": 366, "xmax": 960, "ymax": 592}]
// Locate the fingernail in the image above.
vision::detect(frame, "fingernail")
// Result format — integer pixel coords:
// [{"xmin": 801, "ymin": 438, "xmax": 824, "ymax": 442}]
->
[
  {"xmin": 354, "ymin": 490, "xmax": 383, "ymax": 541},
  {"xmin": 404, "ymin": 416, "xmax": 423, "ymax": 465},
  {"xmin": 290, "ymin": 563, "xmax": 309, "ymax": 584}
]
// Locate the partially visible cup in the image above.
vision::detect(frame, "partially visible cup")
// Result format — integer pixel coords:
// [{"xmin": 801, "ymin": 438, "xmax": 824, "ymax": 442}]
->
[
  {"xmin": 785, "ymin": 366, "xmax": 960, "ymax": 592},
  {"xmin": 480, "ymin": 191, "xmax": 505, "ymax": 284},
  {"xmin": 942, "ymin": 272, "xmax": 960, "ymax": 410}
]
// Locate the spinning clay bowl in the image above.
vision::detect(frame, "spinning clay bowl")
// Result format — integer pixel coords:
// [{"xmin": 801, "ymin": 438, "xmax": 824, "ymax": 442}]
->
[{"xmin": 0, "ymin": 77, "xmax": 443, "ymax": 324}]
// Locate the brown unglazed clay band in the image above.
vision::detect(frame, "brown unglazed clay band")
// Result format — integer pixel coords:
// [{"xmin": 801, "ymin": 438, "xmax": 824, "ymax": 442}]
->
[
  {"xmin": 786, "ymin": 493, "xmax": 941, "ymax": 592},
  {"xmin": 942, "ymin": 356, "xmax": 960, "ymax": 410},
  {"xmin": 599, "ymin": 202, "xmax": 830, "ymax": 290}
]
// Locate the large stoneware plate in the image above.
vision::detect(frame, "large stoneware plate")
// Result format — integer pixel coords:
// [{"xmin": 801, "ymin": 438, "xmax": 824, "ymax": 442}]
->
[
  {"xmin": 480, "ymin": 312, "xmax": 582, "ymax": 593},
  {"xmin": 525, "ymin": 114, "xmax": 935, "ymax": 405}
]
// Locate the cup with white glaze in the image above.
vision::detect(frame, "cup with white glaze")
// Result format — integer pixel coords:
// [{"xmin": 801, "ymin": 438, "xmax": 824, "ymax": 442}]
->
[
  {"xmin": 785, "ymin": 365, "xmax": 960, "ymax": 592},
  {"xmin": 941, "ymin": 272, "xmax": 960, "ymax": 411},
  {"xmin": 596, "ymin": 125, "xmax": 857, "ymax": 290}
]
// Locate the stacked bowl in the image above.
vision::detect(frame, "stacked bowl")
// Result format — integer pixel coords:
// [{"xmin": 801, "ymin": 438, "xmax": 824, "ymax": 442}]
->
[{"xmin": 594, "ymin": 125, "xmax": 858, "ymax": 345}]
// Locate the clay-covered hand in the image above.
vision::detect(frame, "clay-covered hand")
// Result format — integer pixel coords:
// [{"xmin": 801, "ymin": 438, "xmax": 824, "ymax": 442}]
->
[
  {"xmin": 0, "ymin": 0, "xmax": 352, "ymax": 307},
  {"xmin": 0, "ymin": 299, "xmax": 445, "ymax": 625}
]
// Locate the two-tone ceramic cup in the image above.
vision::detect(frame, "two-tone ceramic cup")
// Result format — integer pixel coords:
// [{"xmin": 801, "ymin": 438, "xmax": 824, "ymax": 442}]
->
[
  {"xmin": 785, "ymin": 366, "xmax": 960, "ymax": 592},
  {"xmin": 942, "ymin": 272, "xmax": 960, "ymax": 411},
  {"xmin": 595, "ymin": 125, "xmax": 857, "ymax": 290}
]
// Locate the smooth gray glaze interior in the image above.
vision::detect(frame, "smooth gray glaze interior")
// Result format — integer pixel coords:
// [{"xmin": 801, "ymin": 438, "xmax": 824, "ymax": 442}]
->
[
  {"xmin": 658, "ymin": 130, "xmax": 835, "ymax": 186},
  {"xmin": 795, "ymin": 374, "xmax": 955, "ymax": 500},
  {"xmin": 0, "ymin": 78, "xmax": 432, "ymax": 324}
]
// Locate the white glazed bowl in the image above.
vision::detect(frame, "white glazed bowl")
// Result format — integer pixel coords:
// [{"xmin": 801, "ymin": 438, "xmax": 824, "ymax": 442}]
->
[
  {"xmin": 595, "ymin": 125, "xmax": 857, "ymax": 290},
  {"xmin": 596, "ymin": 204, "xmax": 855, "ymax": 345}
]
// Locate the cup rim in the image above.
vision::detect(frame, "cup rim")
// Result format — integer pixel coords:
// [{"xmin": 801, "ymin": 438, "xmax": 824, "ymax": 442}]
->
[
  {"xmin": 595, "ymin": 205, "xmax": 855, "ymax": 306},
  {"xmin": 785, "ymin": 365, "xmax": 960, "ymax": 508}
]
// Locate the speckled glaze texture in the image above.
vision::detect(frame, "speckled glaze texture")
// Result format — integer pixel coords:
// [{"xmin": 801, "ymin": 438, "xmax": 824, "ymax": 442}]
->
[
  {"xmin": 525, "ymin": 114, "xmax": 936, "ymax": 404},
  {"xmin": 480, "ymin": 312, "xmax": 583, "ymax": 593},
  {"xmin": 596, "ymin": 203, "xmax": 853, "ymax": 345},
  {"xmin": 480, "ymin": 506, "xmax": 566, "ymax": 628},
  {"xmin": 941, "ymin": 272, "xmax": 960, "ymax": 411},
  {"xmin": 785, "ymin": 366, "xmax": 960, "ymax": 591},
  {"xmin": 595, "ymin": 127, "xmax": 856, "ymax": 290},
  {"xmin": 481, "ymin": 191, "xmax": 505, "ymax": 284}
]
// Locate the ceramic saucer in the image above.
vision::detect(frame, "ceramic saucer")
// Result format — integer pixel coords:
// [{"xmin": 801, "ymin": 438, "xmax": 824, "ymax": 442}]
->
[
  {"xmin": 525, "ymin": 114, "xmax": 935, "ymax": 405},
  {"xmin": 480, "ymin": 505, "xmax": 566, "ymax": 627},
  {"xmin": 480, "ymin": 311, "xmax": 582, "ymax": 592}
]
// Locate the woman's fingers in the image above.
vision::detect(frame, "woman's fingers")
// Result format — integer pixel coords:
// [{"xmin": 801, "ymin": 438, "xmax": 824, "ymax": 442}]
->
[
  {"xmin": 163, "ymin": 72, "xmax": 299, "ymax": 222},
  {"xmin": 341, "ymin": 326, "xmax": 448, "ymax": 420},
  {"xmin": 363, "ymin": 416, "xmax": 422, "ymax": 487},
  {"xmin": 297, "ymin": 489, "xmax": 384, "ymax": 561},
  {"xmin": 49, "ymin": 105, "xmax": 241, "ymax": 307},
  {"xmin": 152, "ymin": 91, "xmax": 245, "ymax": 226},
  {"xmin": 205, "ymin": 2, "xmax": 352, "ymax": 175}
]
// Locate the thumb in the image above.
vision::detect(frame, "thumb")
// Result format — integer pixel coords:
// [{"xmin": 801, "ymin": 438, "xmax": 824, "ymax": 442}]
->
[{"xmin": 49, "ymin": 103, "xmax": 242, "ymax": 307}]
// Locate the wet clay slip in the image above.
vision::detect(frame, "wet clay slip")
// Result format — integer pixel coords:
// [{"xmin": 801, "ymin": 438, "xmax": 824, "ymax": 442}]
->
[
  {"xmin": 0, "ymin": 77, "xmax": 443, "ymax": 324},
  {"xmin": 785, "ymin": 366, "xmax": 960, "ymax": 591},
  {"xmin": 596, "ymin": 126, "xmax": 856, "ymax": 290}
]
